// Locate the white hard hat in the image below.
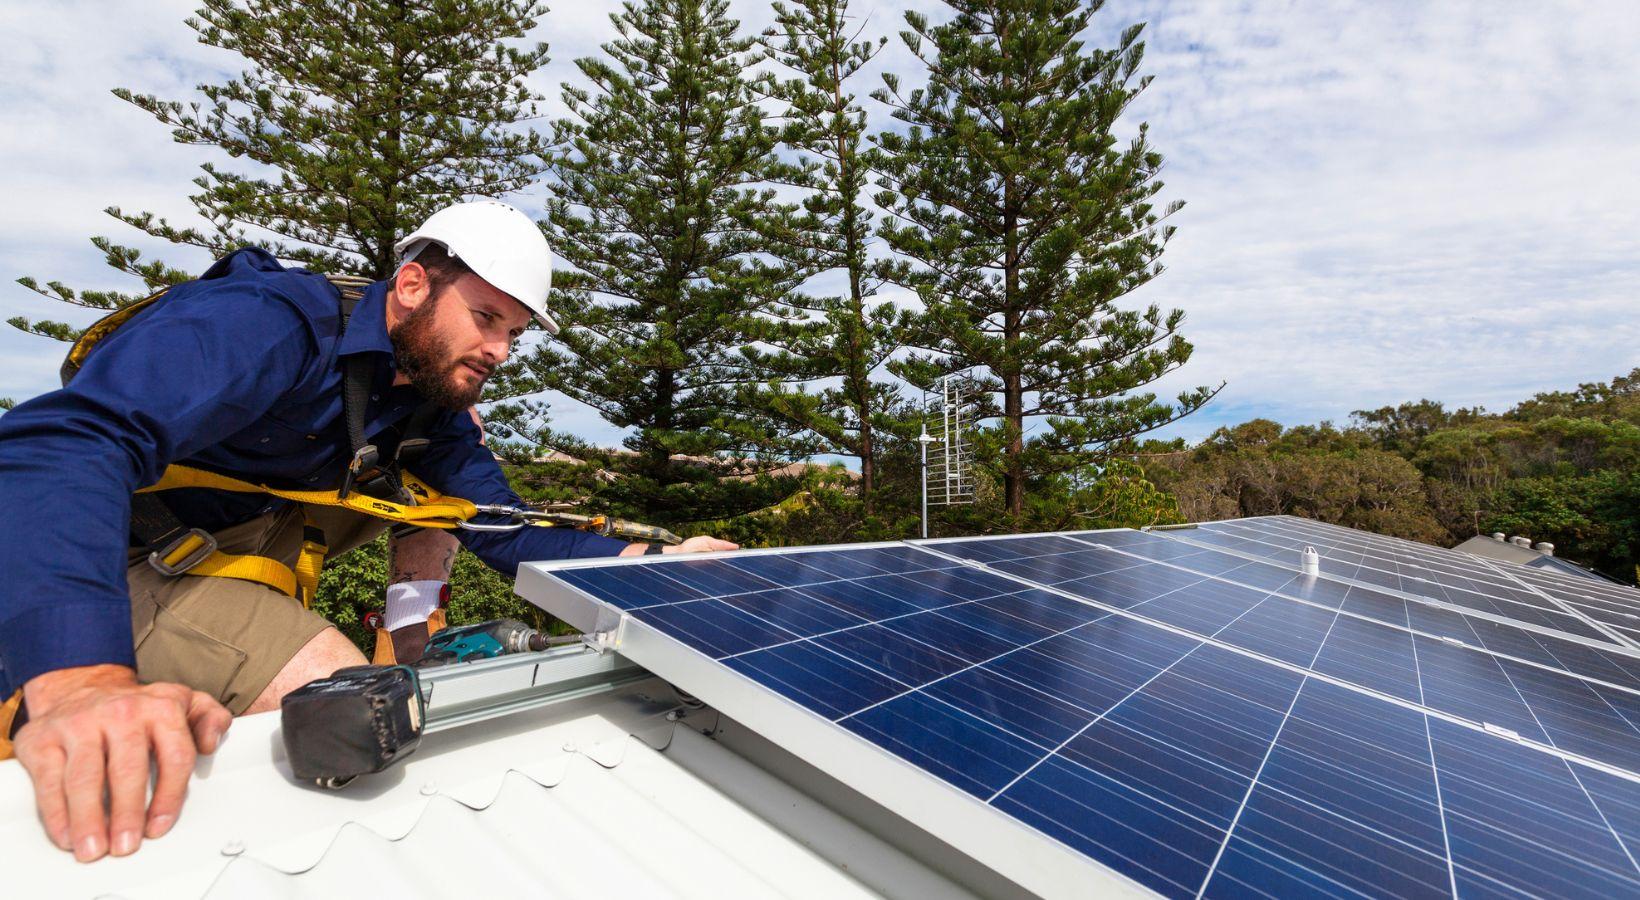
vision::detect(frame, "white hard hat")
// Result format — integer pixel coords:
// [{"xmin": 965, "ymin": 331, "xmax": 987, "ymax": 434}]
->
[{"xmin": 394, "ymin": 199, "xmax": 559, "ymax": 335}]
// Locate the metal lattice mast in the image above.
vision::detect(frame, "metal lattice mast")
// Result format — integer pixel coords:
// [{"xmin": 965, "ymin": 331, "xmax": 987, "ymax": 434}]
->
[{"xmin": 928, "ymin": 373, "xmax": 976, "ymax": 508}]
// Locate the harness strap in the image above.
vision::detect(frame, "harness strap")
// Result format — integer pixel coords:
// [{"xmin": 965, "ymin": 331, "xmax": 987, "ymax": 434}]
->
[
  {"xmin": 140, "ymin": 508, "xmax": 327, "ymax": 607},
  {"xmin": 134, "ymin": 466, "xmax": 477, "ymax": 607},
  {"xmin": 296, "ymin": 517, "xmax": 329, "ymax": 605},
  {"xmin": 139, "ymin": 466, "xmax": 478, "ymax": 526},
  {"xmin": 0, "ymin": 689, "xmax": 23, "ymax": 761},
  {"xmin": 159, "ymin": 532, "xmax": 300, "ymax": 598}
]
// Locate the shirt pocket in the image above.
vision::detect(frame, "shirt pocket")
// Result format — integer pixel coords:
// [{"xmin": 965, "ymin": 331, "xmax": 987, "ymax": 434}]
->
[{"xmin": 227, "ymin": 417, "xmax": 324, "ymax": 460}]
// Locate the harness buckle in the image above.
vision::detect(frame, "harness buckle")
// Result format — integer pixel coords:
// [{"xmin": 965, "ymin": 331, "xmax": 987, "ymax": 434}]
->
[
  {"xmin": 148, "ymin": 528, "xmax": 219, "ymax": 576},
  {"xmin": 394, "ymin": 437, "xmax": 431, "ymax": 465},
  {"xmin": 339, "ymin": 444, "xmax": 382, "ymax": 500}
]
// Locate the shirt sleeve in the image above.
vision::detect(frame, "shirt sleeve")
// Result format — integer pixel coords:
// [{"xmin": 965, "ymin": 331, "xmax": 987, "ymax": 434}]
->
[
  {"xmin": 409, "ymin": 411, "xmax": 631, "ymax": 572},
  {"xmin": 0, "ymin": 281, "xmax": 320, "ymax": 695}
]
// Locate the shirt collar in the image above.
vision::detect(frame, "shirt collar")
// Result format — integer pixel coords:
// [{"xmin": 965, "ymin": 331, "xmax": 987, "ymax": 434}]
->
[{"xmin": 337, "ymin": 280, "xmax": 395, "ymax": 359}]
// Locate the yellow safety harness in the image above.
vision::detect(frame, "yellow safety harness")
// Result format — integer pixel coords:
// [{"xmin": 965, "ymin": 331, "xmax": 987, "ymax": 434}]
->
[
  {"xmin": 137, "ymin": 466, "xmax": 481, "ymax": 605},
  {"xmin": 65, "ymin": 271, "xmax": 502, "ymax": 609}
]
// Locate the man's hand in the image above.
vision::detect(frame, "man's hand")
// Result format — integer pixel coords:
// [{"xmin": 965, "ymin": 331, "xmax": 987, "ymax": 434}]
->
[
  {"xmin": 15, "ymin": 665, "xmax": 232, "ymax": 862},
  {"xmin": 664, "ymin": 536, "xmax": 739, "ymax": 554},
  {"xmin": 619, "ymin": 535, "xmax": 739, "ymax": 556}
]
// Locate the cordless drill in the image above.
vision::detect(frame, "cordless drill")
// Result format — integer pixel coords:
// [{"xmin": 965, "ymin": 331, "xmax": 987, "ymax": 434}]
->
[
  {"xmin": 281, "ymin": 617, "xmax": 564, "ymax": 786},
  {"xmin": 417, "ymin": 617, "xmax": 559, "ymax": 667}
]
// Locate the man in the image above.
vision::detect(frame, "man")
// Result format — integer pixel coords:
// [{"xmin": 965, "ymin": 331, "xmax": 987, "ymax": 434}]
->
[{"xmin": 0, "ymin": 200, "xmax": 735, "ymax": 862}]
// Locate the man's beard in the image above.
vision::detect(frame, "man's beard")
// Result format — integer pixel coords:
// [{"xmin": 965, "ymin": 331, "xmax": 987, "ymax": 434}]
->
[{"xmin": 389, "ymin": 293, "xmax": 490, "ymax": 410}]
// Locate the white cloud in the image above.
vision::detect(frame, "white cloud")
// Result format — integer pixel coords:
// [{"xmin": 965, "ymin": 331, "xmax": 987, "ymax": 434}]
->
[
  {"xmin": 3, "ymin": 0, "xmax": 1637, "ymax": 449},
  {"xmin": 1123, "ymin": 0, "xmax": 1640, "ymax": 439}
]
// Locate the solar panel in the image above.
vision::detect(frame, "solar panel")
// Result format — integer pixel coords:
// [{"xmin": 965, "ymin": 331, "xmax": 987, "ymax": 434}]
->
[
  {"xmin": 1507, "ymin": 563, "xmax": 1640, "ymax": 642},
  {"xmin": 930, "ymin": 534, "xmax": 1640, "ymax": 777},
  {"xmin": 516, "ymin": 524, "xmax": 1640, "ymax": 898},
  {"xmin": 1175, "ymin": 518, "xmax": 1630, "ymax": 645},
  {"xmin": 1053, "ymin": 532, "xmax": 1640, "ymax": 693}
]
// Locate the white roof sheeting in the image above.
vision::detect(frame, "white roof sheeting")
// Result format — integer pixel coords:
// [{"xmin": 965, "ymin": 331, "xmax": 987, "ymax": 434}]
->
[{"xmin": 2, "ymin": 674, "xmax": 980, "ymax": 900}]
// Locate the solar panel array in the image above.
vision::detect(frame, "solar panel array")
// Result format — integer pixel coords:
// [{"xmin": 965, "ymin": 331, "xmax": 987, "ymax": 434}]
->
[{"xmin": 524, "ymin": 517, "xmax": 1640, "ymax": 898}]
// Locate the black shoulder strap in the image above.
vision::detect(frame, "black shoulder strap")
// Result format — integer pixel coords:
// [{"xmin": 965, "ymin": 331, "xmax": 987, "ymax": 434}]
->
[
  {"xmin": 393, "ymin": 401, "xmax": 443, "ymax": 469},
  {"xmin": 331, "ymin": 278, "xmax": 403, "ymax": 501},
  {"xmin": 329, "ymin": 275, "xmax": 442, "ymax": 504}
]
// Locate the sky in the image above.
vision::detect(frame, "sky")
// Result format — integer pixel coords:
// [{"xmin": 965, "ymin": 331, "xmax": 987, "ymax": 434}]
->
[{"xmin": 2, "ymin": 0, "xmax": 1638, "ymax": 450}]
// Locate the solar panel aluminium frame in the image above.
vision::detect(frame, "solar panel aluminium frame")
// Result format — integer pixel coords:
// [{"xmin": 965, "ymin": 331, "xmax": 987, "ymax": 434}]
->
[{"xmin": 515, "ymin": 542, "xmax": 1152, "ymax": 900}]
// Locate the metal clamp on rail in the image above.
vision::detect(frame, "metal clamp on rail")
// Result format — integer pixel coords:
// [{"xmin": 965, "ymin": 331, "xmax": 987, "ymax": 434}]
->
[{"xmin": 148, "ymin": 527, "xmax": 218, "ymax": 575}]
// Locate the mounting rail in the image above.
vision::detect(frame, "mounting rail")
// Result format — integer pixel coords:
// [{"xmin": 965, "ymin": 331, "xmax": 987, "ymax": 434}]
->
[{"xmin": 416, "ymin": 642, "xmax": 646, "ymax": 734}]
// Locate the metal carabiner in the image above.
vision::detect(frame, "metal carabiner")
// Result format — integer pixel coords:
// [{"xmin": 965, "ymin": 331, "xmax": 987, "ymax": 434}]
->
[{"xmin": 455, "ymin": 504, "xmax": 543, "ymax": 532}]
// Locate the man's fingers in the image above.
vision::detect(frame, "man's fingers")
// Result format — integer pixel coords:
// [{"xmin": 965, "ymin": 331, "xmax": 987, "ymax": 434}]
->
[
  {"xmin": 18, "ymin": 742, "xmax": 71, "ymax": 851},
  {"xmin": 61, "ymin": 738, "xmax": 109, "ymax": 862},
  {"xmin": 146, "ymin": 715, "xmax": 197, "ymax": 840},
  {"xmin": 104, "ymin": 730, "xmax": 150, "ymax": 856},
  {"xmin": 667, "ymin": 536, "xmax": 739, "ymax": 554},
  {"xmin": 185, "ymin": 691, "xmax": 231, "ymax": 754}
]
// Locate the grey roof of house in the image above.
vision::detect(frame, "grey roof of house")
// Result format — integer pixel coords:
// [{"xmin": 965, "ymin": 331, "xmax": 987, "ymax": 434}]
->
[{"xmin": 1455, "ymin": 534, "xmax": 1614, "ymax": 581}]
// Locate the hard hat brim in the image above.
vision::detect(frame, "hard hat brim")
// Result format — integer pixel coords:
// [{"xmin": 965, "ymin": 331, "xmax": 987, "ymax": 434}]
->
[{"xmin": 525, "ymin": 304, "xmax": 561, "ymax": 336}]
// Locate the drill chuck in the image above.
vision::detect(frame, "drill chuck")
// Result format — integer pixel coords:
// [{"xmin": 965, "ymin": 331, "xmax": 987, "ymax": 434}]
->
[{"xmin": 418, "ymin": 618, "xmax": 549, "ymax": 667}]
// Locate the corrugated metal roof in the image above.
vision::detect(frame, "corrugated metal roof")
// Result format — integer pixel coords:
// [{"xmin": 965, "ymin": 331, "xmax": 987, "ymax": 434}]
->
[
  {"xmin": 1454, "ymin": 534, "xmax": 1549, "ymax": 565},
  {"xmin": 1455, "ymin": 534, "xmax": 1613, "ymax": 581},
  {"xmin": 2, "ymin": 674, "xmax": 978, "ymax": 900}
]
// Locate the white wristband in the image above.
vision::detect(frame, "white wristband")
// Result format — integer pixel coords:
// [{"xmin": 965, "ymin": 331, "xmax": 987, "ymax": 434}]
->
[{"xmin": 384, "ymin": 580, "xmax": 446, "ymax": 631}]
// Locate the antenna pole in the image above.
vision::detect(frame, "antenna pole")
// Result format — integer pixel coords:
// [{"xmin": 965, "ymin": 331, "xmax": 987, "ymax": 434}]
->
[{"xmin": 918, "ymin": 422, "xmax": 933, "ymax": 539}]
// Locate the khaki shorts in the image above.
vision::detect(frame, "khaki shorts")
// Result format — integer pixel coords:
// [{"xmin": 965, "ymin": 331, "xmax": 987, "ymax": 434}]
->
[{"xmin": 126, "ymin": 504, "xmax": 388, "ymax": 714}]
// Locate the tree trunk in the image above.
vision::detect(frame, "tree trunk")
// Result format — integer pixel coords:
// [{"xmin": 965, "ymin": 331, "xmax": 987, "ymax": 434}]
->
[
  {"xmin": 843, "ymin": 194, "xmax": 875, "ymax": 513},
  {"xmin": 651, "ymin": 368, "xmax": 675, "ymax": 480},
  {"xmin": 1002, "ymin": 149, "xmax": 1023, "ymax": 522},
  {"xmin": 1004, "ymin": 371, "xmax": 1024, "ymax": 521}
]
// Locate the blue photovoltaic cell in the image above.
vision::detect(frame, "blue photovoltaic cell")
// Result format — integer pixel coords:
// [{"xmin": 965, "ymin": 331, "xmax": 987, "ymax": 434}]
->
[
  {"xmin": 925, "ymin": 533, "xmax": 1640, "ymax": 777},
  {"xmin": 1192, "ymin": 518, "xmax": 1620, "ymax": 639},
  {"xmin": 644, "ymin": 557, "xmax": 781, "ymax": 596},
  {"xmin": 923, "ymin": 664, "xmax": 1096, "ymax": 748},
  {"xmin": 1211, "ymin": 596, "xmax": 1336, "ymax": 667},
  {"xmin": 1202, "ymin": 680, "xmax": 1451, "ymax": 898},
  {"xmin": 1064, "ymin": 528, "xmax": 1640, "ymax": 694},
  {"xmin": 814, "ymin": 623, "xmax": 970, "ymax": 685},
  {"xmin": 1310, "ymin": 616, "xmax": 1422, "ymax": 702},
  {"xmin": 556, "ymin": 564, "xmax": 704, "ymax": 609},
  {"xmin": 842, "ymin": 690, "xmax": 1043, "ymax": 798},
  {"xmin": 1431, "ymin": 718, "xmax": 1640, "ymax": 899},
  {"xmin": 636, "ymin": 598, "xmax": 797, "ymax": 658},
  {"xmin": 722, "ymin": 640, "xmax": 901, "ymax": 719},
  {"xmin": 540, "ymin": 528, "xmax": 1640, "ymax": 898}
]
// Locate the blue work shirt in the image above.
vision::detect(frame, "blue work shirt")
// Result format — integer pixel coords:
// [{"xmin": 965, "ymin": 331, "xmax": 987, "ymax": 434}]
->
[{"xmin": 0, "ymin": 249, "xmax": 627, "ymax": 696}]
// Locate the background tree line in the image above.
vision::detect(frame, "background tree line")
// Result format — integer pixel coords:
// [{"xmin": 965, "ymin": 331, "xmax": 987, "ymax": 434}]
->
[{"xmin": 1141, "ymin": 368, "xmax": 1640, "ymax": 584}]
